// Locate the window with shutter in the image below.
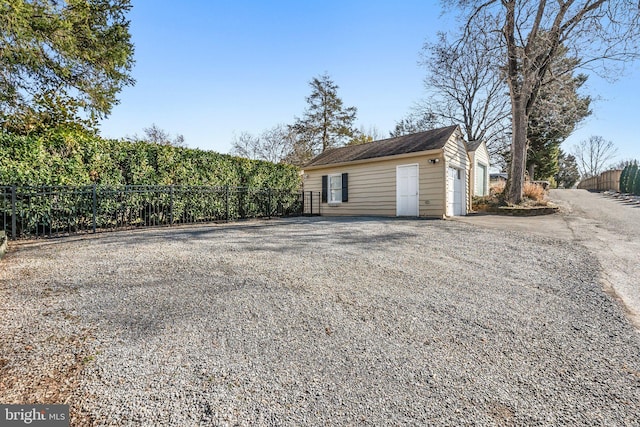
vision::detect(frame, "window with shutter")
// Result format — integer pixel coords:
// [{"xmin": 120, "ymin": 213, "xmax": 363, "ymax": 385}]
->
[
  {"xmin": 323, "ymin": 173, "xmax": 348, "ymax": 204},
  {"xmin": 341, "ymin": 173, "xmax": 348, "ymax": 202},
  {"xmin": 321, "ymin": 175, "xmax": 328, "ymax": 203},
  {"xmin": 329, "ymin": 174, "xmax": 342, "ymax": 203}
]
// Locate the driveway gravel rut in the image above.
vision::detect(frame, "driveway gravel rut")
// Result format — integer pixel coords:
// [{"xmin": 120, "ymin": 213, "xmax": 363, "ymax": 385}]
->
[{"xmin": 1, "ymin": 216, "xmax": 640, "ymax": 426}]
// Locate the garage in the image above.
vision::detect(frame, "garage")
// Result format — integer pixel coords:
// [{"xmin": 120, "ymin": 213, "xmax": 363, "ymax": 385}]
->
[{"xmin": 302, "ymin": 125, "xmax": 470, "ymax": 218}]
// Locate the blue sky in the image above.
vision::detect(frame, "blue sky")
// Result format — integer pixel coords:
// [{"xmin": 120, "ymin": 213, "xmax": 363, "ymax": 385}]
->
[{"xmin": 99, "ymin": 0, "xmax": 640, "ymax": 165}]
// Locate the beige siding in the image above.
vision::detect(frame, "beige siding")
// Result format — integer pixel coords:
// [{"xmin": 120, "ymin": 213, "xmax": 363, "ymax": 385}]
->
[
  {"xmin": 443, "ymin": 131, "xmax": 471, "ymax": 214},
  {"xmin": 474, "ymin": 142, "xmax": 490, "ymax": 168},
  {"xmin": 303, "ymin": 153, "xmax": 445, "ymax": 217}
]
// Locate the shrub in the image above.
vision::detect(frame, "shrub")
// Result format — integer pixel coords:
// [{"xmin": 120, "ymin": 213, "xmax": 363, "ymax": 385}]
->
[
  {"xmin": 626, "ymin": 162, "xmax": 638, "ymax": 195},
  {"xmin": 523, "ymin": 182, "xmax": 545, "ymax": 201},
  {"xmin": 0, "ymin": 128, "xmax": 301, "ymax": 191},
  {"xmin": 472, "ymin": 195, "xmax": 498, "ymax": 211},
  {"xmin": 620, "ymin": 165, "xmax": 629, "ymax": 193},
  {"xmin": 490, "ymin": 181, "xmax": 506, "ymax": 196}
]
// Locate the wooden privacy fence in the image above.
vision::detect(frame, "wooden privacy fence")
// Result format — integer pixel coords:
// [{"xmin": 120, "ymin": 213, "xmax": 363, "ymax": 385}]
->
[
  {"xmin": 1, "ymin": 185, "xmax": 321, "ymax": 240},
  {"xmin": 577, "ymin": 169, "xmax": 622, "ymax": 192}
]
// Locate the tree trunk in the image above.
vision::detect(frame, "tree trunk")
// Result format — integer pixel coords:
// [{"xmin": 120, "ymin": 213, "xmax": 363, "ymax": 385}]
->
[
  {"xmin": 507, "ymin": 100, "xmax": 528, "ymax": 205},
  {"xmin": 528, "ymin": 163, "xmax": 535, "ymax": 181}
]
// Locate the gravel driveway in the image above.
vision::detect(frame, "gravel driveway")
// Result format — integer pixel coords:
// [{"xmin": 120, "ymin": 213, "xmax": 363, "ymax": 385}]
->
[{"xmin": 1, "ymin": 217, "xmax": 640, "ymax": 426}]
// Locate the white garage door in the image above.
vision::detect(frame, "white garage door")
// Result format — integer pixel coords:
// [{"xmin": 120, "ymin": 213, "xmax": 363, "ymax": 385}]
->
[{"xmin": 447, "ymin": 167, "xmax": 465, "ymax": 216}]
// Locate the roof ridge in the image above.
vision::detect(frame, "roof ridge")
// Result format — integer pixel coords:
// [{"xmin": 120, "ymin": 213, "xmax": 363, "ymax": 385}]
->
[{"xmin": 304, "ymin": 125, "xmax": 460, "ymax": 168}]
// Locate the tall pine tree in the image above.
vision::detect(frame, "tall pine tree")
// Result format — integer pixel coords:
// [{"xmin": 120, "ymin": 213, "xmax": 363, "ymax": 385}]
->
[
  {"xmin": 289, "ymin": 73, "xmax": 358, "ymax": 164},
  {"xmin": 0, "ymin": 0, "xmax": 135, "ymax": 134}
]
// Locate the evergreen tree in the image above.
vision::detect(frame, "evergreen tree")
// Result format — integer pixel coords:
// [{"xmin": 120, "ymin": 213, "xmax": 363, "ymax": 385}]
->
[
  {"xmin": 526, "ymin": 46, "xmax": 591, "ymax": 181},
  {"xmin": 630, "ymin": 162, "xmax": 639, "ymax": 195},
  {"xmin": 619, "ymin": 165, "xmax": 629, "ymax": 193},
  {"xmin": 0, "ymin": 0, "xmax": 135, "ymax": 134},
  {"xmin": 555, "ymin": 150, "xmax": 580, "ymax": 188},
  {"xmin": 618, "ymin": 162, "xmax": 637, "ymax": 194},
  {"xmin": 289, "ymin": 73, "xmax": 358, "ymax": 163}
]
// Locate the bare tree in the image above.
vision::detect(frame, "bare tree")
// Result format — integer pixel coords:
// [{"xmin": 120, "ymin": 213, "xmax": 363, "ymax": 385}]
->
[
  {"xmin": 282, "ymin": 132, "xmax": 320, "ymax": 166},
  {"xmin": 259, "ymin": 125, "xmax": 298, "ymax": 163},
  {"xmin": 526, "ymin": 45, "xmax": 591, "ymax": 180},
  {"xmin": 450, "ymin": 0, "xmax": 640, "ymax": 204},
  {"xmin": 389, "ymin": 112, "xmax": 438, "ymax": 137},
  {"xmin": 230, "ymin": 124, "xmax": 297, "ymax": 164},
  {"xmin": 417, "ymin": 29, "xmax": 511, "ymax": 164},
  {"xmin": 573, "ymin": 135, "xmax": 618, "ymax": 178},
  {"xmin": 128, "ymin": 123, "xmax": 186, "ymax": 147},
  {"xmin": 415, "ymin": 26, "xmax": 587, "ymax": 175},
  {"xmin": 230, "ymin": 131, "xmax": 261, "ymax": 159}
]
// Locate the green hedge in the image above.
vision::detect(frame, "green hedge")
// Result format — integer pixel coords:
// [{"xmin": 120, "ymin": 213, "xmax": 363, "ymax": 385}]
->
[
  {"xmin": 620, "ymin": 162, "xmax": 639, "ymax": 195},
  {"xmin": 0, "ymin": 128, "xmax": 300, "ymax": 190}
]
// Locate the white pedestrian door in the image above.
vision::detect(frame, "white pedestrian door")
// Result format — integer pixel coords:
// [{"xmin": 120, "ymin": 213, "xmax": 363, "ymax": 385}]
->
[
  {"xmin": 447, "ymin": 167, "xmax": 465, "ymax": 216},
  {"xmin": 397, "ymin": 164, "xmax": 419, "ymax": 216}
]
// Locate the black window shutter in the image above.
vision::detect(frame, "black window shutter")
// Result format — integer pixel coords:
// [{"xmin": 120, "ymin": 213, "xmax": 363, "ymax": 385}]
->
[
  {"xmin": 321, "ymin": 175, "xmax": 328, "ymax": 203},
  {"xmin": 341, "ymin": 173, "xmax": 348, "ymax": 202}
]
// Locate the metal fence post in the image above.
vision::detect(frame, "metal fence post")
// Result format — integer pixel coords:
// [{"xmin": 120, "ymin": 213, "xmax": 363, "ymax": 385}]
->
[
  {"xmin": 92, "ymin": 184, "xmax": 97, "ymax": 234},
  {"xmin": 309, "ymin": 191, "xmax": 312, "ymax": 216},
  {"xmin": 267, "ymin": 188, "xmax": 272, "ymax": 219},
  {"xmin": 225, "ymin": 185, "xmax": 229, "ymax": 222},
  {"xmin": 11, "ymin": 186, "xmax": 16, "ymax": 239},
  {"xmin": 170, "ymin": 185, "xmax": 174, "ymax": 226}
]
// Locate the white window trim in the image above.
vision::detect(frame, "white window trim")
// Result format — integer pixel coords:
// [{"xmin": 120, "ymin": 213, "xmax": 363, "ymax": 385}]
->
[
  {"xmin": 476, "ymin": 162, "xmax": 488, "ymax": 196},
  {"xmin": 328, "ymin": 173, "xmax": 343, "ymax": 205}
]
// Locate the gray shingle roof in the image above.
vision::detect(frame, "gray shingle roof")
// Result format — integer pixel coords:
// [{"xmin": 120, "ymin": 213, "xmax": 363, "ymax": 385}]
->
[
  {"xmin": 466, "ymin": 140, "xmax": 484, "ymax": 152},
  {"xmin": 304, "ymin": 125, "xmax": 459, "ymax": 168}
]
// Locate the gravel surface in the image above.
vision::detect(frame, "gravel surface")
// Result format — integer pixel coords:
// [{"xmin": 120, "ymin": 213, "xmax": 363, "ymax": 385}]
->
[
  {"xmin": 550, "ymin": 189, "xmax": 640, "ymax": 329},
  {"xmin": 1, "ymin": 217, "xmax": 640, "ymax": 426}
]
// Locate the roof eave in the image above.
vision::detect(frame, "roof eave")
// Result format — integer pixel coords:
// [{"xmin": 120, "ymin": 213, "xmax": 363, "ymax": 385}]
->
[{"xmin": 302, "ymin": 148, "xmax": 444, "ymax": 171}]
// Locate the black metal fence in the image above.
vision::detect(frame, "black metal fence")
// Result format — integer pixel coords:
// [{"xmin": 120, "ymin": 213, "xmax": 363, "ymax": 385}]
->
[{"xmin": 0, "ymin": 185, "xmax": 320, "ymax": 240}]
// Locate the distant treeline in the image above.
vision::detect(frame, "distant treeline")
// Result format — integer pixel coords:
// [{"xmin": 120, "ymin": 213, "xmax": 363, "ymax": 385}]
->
[{"xmin": 0, "ymin": 128, "xmax": 300, "ymax": 190}]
